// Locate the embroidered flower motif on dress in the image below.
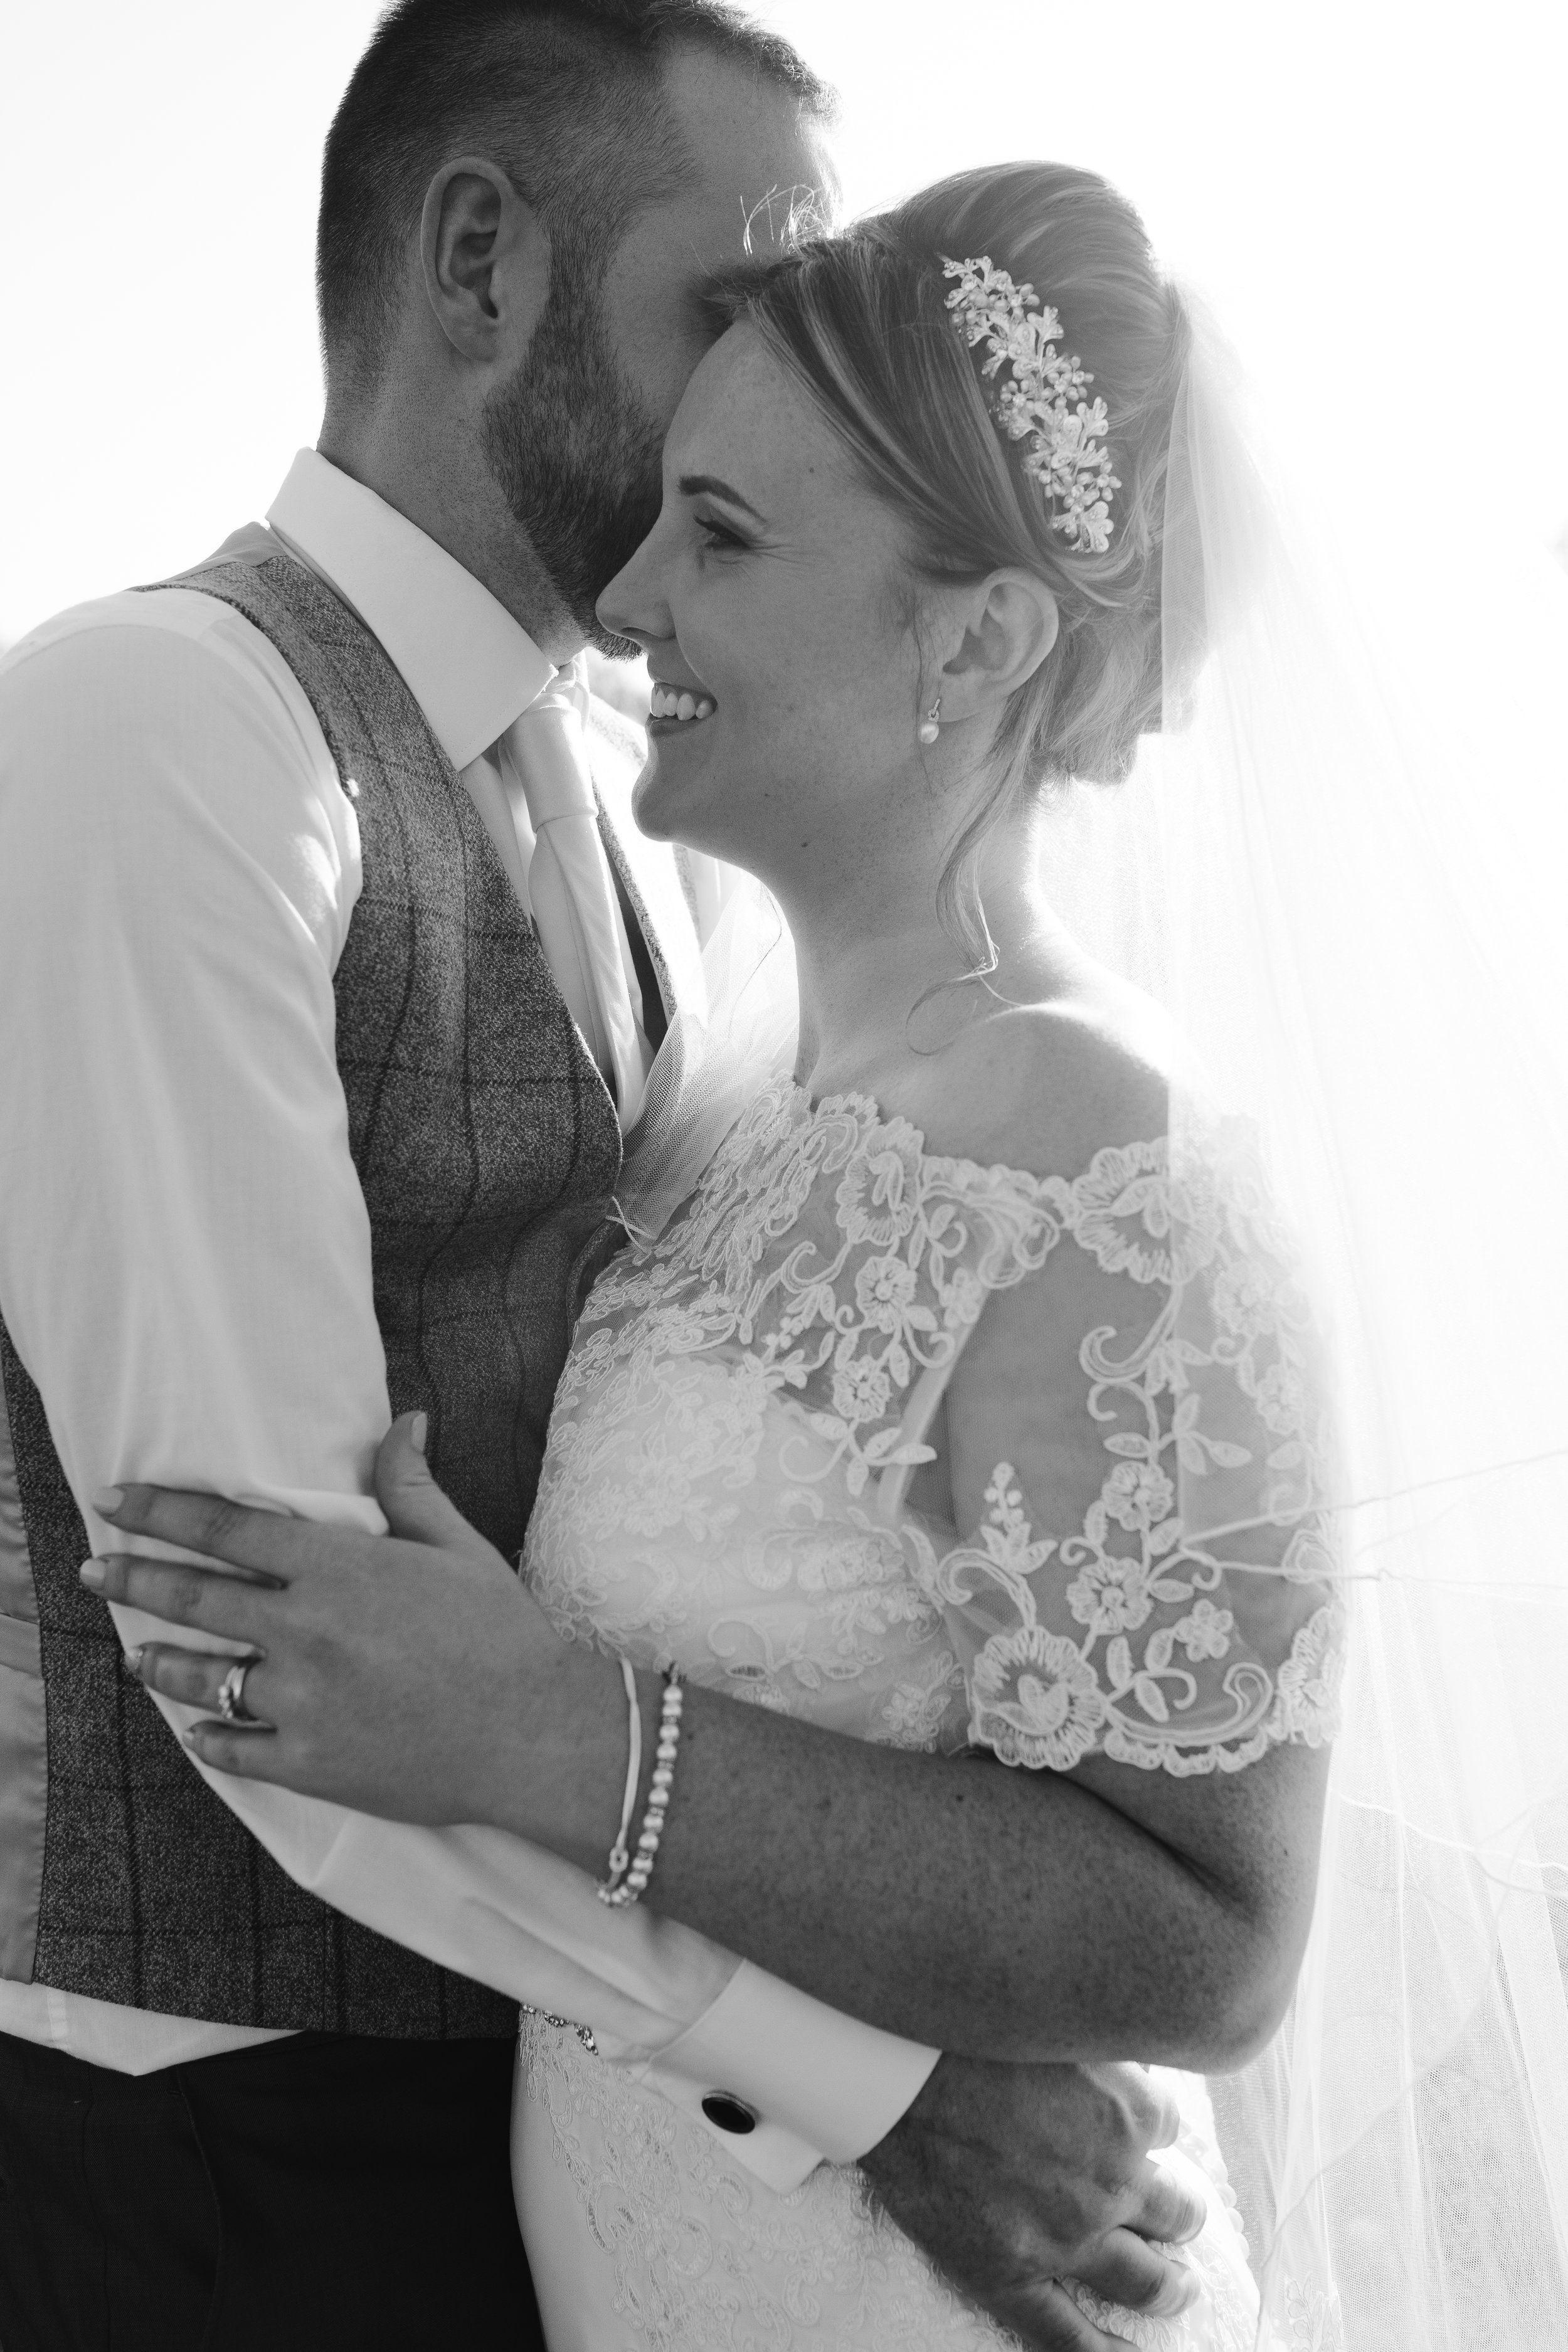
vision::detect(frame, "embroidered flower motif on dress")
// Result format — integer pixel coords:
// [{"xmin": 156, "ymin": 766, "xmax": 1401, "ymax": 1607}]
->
[
  {"xmin": 970, "ymin": 1619, "xmax": 1109, "ymax": 1771},
  {"xmin": 1103, "ymin": 1458, "xmax": 1178, "ymax": 1531},
  {"xmin": 1067, "ymin": 1553, "xmax": 1157, "ymax": 1637},
  {"xmin": 1173, "ymin": 1597, "xmax": 1236, "ymax": 1661}
]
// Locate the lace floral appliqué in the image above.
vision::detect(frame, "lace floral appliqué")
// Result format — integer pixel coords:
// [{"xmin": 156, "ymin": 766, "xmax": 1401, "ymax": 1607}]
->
[{"xmin": 923, "ymin": 1136, "xmax": 1343, "ymax": 1776}]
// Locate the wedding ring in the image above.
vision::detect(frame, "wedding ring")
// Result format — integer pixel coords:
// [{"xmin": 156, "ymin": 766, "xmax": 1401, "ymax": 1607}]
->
[{"xmin": 217, "ymin": 1660, "xmax": 255, "ymax": 1723}]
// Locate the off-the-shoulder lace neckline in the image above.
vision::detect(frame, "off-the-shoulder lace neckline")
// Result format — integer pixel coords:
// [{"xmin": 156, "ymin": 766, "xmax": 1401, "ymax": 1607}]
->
[{"xmin": 776, "ymin": 1069, "xmax": 1166, "ymax": 1205}]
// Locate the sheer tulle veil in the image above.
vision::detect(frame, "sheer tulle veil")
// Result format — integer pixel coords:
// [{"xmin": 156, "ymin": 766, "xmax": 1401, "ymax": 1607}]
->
[
  {"xmin": 616, "ymin": 289, "xmax": 1568, "ymax": 2346},
  {"xmin": 1132, "ymin": 299, "xmax": 1568, "ymax": 2348},
  {"xmin": 1038, "ymin": 294, "xmax": 1568, "ymax": 2343}
]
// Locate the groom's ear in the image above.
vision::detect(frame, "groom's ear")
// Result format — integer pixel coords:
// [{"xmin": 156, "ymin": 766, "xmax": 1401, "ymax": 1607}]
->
[
  {"xmin": 419, "ymin": 157, "xmax": 552, "ymax": 370},
  {"xmin": 936, "ymin": 570, "xmax": 1061, "ymax": 724}
]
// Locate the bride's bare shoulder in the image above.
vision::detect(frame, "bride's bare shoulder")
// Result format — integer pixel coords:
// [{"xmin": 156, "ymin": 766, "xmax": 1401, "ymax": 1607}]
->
[{"xmin": 900, "ymin": 979, "xmax": 1177, "ymax": 1181}]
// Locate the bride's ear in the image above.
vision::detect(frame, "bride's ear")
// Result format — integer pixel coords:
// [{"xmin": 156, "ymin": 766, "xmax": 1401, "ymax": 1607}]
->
[{"xmin": 935, "ymin": 570, "xmax": 1060, "ymax": 724}]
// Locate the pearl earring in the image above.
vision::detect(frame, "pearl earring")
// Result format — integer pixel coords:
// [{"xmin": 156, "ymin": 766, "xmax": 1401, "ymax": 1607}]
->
[{"xmin": 918, "ymin": 697, "xmax": 942, "ymax": 746}]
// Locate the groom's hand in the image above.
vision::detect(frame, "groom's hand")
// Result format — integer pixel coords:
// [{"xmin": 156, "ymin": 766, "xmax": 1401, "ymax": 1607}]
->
[{"xmin": 859, "ymin": 2054, "xmax": 1205, "ymax": 2351}]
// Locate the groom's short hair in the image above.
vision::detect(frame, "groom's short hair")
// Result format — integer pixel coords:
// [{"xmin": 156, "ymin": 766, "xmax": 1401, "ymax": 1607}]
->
[{"xmin": 318, "ymin": 0, "xmax": 832, "ymax": 401}]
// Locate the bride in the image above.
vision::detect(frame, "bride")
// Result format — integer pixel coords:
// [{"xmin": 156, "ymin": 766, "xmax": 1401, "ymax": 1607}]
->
[{"xmin": 84, "ymin": 159, "xmax": 1568, "ymax": 2349}]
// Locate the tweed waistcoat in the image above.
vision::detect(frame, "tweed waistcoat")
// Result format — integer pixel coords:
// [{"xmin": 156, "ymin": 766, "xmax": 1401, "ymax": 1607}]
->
[{"xmin": 0, "ymin": 547, "xmax": 626, "ymax": 2035}]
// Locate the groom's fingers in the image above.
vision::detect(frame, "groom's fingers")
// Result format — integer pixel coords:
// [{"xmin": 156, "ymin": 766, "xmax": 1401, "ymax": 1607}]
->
[
  {"xmin": 1123, "ymin": 2158, "xmax": 1207, "ymax": 2249},
  {"xmin": 1067, "ymin": 2227, "xmax": 1200, "ymax": 2318},
  {"xmin": 999, "ymin": 2275, "xmax": 1145, "ymax": 2351},
  {"xmin": 1124, "ymin": 2068, "xmax": 1182, "ymax": 2153}
]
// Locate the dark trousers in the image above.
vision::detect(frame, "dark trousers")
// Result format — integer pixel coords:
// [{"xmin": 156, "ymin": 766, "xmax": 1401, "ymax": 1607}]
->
[{"xmin": 0, "ymin": 2026, "xmax": 543, "ymax": 2350}]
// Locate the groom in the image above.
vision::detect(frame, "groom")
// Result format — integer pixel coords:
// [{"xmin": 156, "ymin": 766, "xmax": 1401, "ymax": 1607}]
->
[{"xmin": 0, "ymin": 4, "xmax": 1202, "ymax": 2347}]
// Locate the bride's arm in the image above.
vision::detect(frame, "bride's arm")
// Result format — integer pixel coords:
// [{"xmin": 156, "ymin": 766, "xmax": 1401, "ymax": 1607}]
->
[
  {"xmin": 664, "ymin": 1709, "xmax": 1325, "ymax": 2074},
  {"xmin": 620, "ymin": 1643, "xmax": 1327, "ymax": 2071}
]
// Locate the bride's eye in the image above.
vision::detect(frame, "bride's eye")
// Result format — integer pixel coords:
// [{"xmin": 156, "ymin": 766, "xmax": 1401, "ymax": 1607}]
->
[{"xmin": 694, "ymin": 514, "xmax": 749, "ymax": 554}]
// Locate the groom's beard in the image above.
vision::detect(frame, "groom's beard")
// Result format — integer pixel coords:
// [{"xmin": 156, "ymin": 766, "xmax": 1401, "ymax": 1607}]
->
[{"xmin": 480, "ymin": 250, "xmax": 664, "ymax": 659}]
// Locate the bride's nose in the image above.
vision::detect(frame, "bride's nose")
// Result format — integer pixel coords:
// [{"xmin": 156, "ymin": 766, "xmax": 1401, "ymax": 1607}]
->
[{"xmin": 597, "ymin": 521, "xmax": 672, "ymax": 649}]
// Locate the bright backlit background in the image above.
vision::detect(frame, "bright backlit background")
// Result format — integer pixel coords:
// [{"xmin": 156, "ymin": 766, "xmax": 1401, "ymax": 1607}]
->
[{"xmin": 2, "ymin": 0, "xmax": 1565, "ymax": 649}]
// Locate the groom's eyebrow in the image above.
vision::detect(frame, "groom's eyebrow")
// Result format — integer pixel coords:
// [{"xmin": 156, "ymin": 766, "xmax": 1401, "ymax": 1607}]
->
[{"xmin": 677, "ymin": 473, "xmax": 767, "ymax": 525}]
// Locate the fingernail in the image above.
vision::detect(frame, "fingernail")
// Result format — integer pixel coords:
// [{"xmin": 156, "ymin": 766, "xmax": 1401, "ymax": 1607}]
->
[
  {"xmin": 90, "ymin": 1486, "xmax": 124, "ymax": 1517},
  {"xmin": 122, "ymin": 1646, "xmax": 145, "ymax": 1675},
  {"xmin": 1168, "ymin": 2265, "xmax": 1199, "ymax": 2312},
  {"xmin": 78, "ymin": 1559, "xmax": 106, "ymax": 1589},
  {"xmin": 410, "ymin": 1411, "xmax": 428, "ymax": 1456}
]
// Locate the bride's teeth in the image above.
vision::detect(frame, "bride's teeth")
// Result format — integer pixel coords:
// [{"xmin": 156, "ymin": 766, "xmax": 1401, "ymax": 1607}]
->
[{"xmin": 650, "ymin": 686, "xmax": 716, "ymax": 723}]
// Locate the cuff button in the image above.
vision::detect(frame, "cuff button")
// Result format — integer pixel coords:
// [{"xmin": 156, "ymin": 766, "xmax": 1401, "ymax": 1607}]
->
[{"xmin": 701, "ymin": 2092, "xmax": 758, "ymax": 2135}]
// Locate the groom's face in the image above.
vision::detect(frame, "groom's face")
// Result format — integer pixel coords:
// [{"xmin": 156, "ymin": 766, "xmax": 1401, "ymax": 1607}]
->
[{"xmin": 480, "ymin": 50, "xmax": 835, "ymax": 656}]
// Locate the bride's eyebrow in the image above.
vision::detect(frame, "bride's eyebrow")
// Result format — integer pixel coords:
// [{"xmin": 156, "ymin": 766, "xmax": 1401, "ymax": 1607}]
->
[{"xmin": 677, "ymin": 472, "xmax": 767, "ymax": 526}]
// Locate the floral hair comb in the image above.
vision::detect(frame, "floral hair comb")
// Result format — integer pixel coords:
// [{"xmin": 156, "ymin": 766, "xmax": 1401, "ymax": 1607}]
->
[{"xmin": 942, "ymin": 255, "xmax": 1120, "ymax": 554}]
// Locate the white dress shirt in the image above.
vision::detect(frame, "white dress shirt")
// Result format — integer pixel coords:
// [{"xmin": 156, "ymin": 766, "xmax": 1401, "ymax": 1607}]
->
[{"xmin": 0, "ymin": 451, "xmax": 937, "ymax": 2185}]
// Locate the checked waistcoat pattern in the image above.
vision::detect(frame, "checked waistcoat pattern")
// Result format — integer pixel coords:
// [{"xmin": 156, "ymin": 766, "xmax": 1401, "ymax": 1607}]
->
[{"xmin": 0, "ymin": 548, "xmax": 625, "ymax": 2034}]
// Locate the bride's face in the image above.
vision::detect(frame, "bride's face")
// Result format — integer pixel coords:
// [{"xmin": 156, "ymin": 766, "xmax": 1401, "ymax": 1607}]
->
[{"xmin": 596, "ymin": 325, "xmax": 928, "ymax": 879}]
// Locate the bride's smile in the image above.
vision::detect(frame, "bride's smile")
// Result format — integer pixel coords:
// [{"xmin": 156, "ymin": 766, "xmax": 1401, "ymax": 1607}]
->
[{"xmin": 645, "ymin": 679, "xmax": 716, "ymax": 723}]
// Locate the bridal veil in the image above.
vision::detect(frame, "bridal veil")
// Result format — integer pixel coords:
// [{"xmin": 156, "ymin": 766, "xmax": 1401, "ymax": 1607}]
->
[{"xmin": 1046, "ymin": 295, "xmax": 1568, "ymax": 2346}]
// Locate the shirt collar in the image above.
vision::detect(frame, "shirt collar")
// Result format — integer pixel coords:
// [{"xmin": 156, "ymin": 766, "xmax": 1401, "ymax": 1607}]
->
[{"xmin": 265, "ymin": 448, "xmax": 556, "ymax": 770}]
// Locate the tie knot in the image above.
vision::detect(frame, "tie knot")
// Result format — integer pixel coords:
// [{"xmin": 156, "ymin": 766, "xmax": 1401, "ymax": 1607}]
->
[{"xmin": 506, "ymin": 694, "xmax": 597, "ymax": 827}]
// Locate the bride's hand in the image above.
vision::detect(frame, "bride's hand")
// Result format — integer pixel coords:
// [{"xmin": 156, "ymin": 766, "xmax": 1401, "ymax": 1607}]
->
[{"xmin": 80, "ymin": 1415, "xmax": 617, "ymax": 1838}]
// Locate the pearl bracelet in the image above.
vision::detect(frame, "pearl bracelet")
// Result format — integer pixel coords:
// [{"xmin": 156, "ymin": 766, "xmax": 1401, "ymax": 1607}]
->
[
  {"xmin": 597, "ymin": 1670, "xmax": 684, "ymax": 1909},
  {"xmin": 596, "ymin": 1656, "xmax": 643, "ymax": 1901}
]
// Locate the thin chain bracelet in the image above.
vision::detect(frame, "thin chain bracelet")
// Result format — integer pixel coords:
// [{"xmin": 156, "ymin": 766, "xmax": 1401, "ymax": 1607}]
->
[
  {"xmin": 598, "ymin": 1671, "xmax": 684, "ymax": 1909},
  {"xmin": 596, "ymin": 1656, "xmax": 642, "ymax": 1904},
  {"xmin": 519, "ymin": 2005, "xmax": 598, "ymax": 2055}
]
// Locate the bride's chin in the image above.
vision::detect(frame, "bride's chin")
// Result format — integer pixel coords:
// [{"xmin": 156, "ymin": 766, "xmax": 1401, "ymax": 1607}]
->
[
  {"xmin": 632, "ymin": 780, "xmax": 753, "ymax": 873},
  {"xmin": 630, "ymin": 762, "xmax": 681, "ymax": 841},
  {"xmin": 631, "ymin": 746, "xmax": 719, "ymax": 844}
]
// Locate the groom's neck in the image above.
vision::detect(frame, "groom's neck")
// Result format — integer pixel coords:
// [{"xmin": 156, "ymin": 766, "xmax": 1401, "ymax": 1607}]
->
[{"xmin": 316, "ymin": 403, "xmax": 586, "ymax": 664}]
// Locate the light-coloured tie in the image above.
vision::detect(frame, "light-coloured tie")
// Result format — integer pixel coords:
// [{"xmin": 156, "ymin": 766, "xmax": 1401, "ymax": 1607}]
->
[{"xmin": 503, "ymin": 662, "xmax": 648, "ymax": 1123}]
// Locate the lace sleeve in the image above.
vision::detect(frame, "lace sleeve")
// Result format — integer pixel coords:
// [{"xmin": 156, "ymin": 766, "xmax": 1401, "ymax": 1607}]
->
[{"xmin": 925, "ymin": 1130, "xmax": 1345, "ymax": 1777}]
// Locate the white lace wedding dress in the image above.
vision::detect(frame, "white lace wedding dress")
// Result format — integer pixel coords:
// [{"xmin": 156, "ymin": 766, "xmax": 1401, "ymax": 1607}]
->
[{"xmin": 512, "ymin": 1074, "xmax": 1342, "ymax": 2351}]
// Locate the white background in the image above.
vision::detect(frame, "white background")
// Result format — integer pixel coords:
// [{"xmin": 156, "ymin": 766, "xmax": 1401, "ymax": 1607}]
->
[{"xmin": 2, "ymin": 0, "xmax": 1564, "ymax": 647}]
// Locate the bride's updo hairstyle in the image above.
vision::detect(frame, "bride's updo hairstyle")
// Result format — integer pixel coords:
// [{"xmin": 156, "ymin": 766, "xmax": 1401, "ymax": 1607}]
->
[{"xmin": 708, "ymin": 163, "xmax": 1190, "ymax": 960}]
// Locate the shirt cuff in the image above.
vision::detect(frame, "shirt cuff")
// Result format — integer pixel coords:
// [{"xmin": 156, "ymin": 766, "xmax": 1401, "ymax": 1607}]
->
[{"xmin": 631, "ymin": 1959, "xmax": 940, "ymax": 2194}]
